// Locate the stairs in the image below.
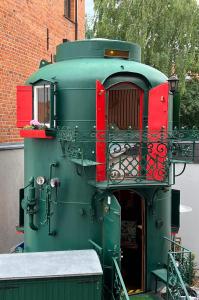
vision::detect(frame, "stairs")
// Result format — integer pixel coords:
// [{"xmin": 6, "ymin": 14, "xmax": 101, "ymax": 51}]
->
[
  {"xmin": 151, "ymin": 268, "xmax": 167, "ymax": 285},
  {"xmin": 129, "ymin": 292, "xmax": 164, "ymax": 299},
  {"xmin": 151, "ymin": 268, "xmax": 168, "ymax": 292}
]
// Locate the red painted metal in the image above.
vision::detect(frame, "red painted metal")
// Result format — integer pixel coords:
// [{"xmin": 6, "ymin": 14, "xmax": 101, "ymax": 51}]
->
[
  {"xmin": 148, "ymin": 83, "xmax": 169, "ymax": 130},
  {"xmin": 20, "ymin": 130, "xmax": 54, "ymax": 139},
  {"xmin": 17, "ymin": 86, "xmax": 33, "ymax": 128},
  {"xmin": 147, "ymin": 82, "xmax": 169, "ymax": 181},
  {"xmin": 96, "ymin": 80, "xmax": 106, "ymax": 182}
]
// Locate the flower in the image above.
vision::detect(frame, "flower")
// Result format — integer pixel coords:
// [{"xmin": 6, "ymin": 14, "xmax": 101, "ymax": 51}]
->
[{"xmin": 30, "ymin": 119, "xmax": 41, "ymax": 126}]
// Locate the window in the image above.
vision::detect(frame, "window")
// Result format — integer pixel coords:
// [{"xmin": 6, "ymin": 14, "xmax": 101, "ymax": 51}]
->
[
  {"xmin": 34, "ymin": 85, "xmax": 50, "ymax": 127},
  {"xmin": 64, "ymin": 0, "xmax": 71, "ymax": 19}
]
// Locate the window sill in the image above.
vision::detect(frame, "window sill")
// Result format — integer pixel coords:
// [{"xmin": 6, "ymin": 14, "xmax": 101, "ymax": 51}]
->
[{"xmin": 20, "ymin": 129, "xmax": 56, "ymax": 139}]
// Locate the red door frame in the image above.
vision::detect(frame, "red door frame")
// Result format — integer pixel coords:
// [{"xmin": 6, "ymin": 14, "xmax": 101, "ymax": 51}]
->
[{"xmin": 147, "ymin": 82, "xmax": 169, "ymax": 181}]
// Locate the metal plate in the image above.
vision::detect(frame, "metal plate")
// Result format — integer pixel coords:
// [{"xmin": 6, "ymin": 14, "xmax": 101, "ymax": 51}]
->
[{"xmin": 0, "ymin": 250, "xmax": 103, "ymax": 280}]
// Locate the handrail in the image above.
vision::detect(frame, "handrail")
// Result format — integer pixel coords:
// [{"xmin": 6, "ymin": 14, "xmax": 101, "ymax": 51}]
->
[
  {"xmin": 163, "ymin": 236, "xmax": 190, "ymax": 252},
  {"xmin": 163, "ymin": 236, "xmax": 192, "ymax": 299},
  {"xmin": 167, "ymin": 252, "xmax": 190, "ymax": 300},
  {"xmin": 163, "ymin": 236, "xmax": 192, "ymax": 285},
  {"xmin": 112, "ymin": 257, "xmax": 129, "ymax": 300},
  {"xmin": 88, "ymin": 239, "xmax": 103, "ymax": 254},
  {"xmin": 88, "ymin": 239, "xmax": 103, "ymax": 262}
]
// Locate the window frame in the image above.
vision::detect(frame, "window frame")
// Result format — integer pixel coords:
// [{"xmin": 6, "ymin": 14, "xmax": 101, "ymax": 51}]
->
[
  {"xmin": 64, "ymin": 0, "xmax": 71, "ymax": 20},
  {"xmin": 33, "ymin": 84, "xmax": 51, "ymax": 128}
]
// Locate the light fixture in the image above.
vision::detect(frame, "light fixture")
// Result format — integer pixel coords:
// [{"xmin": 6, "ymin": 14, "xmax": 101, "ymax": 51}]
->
[
  {"xmin": 168, "ymin": 74, "xmax": 179, "ymax": 94},
  {"xmin": 50, "ymin": 178, "xmax": 61, "ymax": 188},
  {"xmin": 36, "ymin": 176, "xmax": 46, "ymax": 186}
]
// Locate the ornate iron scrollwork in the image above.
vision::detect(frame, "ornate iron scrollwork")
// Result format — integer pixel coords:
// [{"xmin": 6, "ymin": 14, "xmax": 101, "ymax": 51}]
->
[{"xmin": 57, "ymin": 127, "xmax": 199, "ymax": 186}]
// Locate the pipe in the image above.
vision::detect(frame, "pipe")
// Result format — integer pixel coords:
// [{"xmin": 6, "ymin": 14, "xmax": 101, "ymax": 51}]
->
[
  {"xmin": 29, "ymin": 214, "xmax": 38, "ymax": 231},
  {"xmin": 75, "ymin": 0, "xmax": 78, "ymax": 40}
]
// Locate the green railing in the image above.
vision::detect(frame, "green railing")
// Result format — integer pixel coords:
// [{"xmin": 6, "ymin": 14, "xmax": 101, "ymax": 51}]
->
[
  {"xmin": 112, "ymin": 257, "xmax": 129, "ymax": 300},
  {"xmin": 164, "ymin": 237, "xmax": 192, "ymax": 300},
  {"xmin": 167, "ymin": 253, "xmax": 190, "ymax": 300},
  {"xmin": 57, "ymin": 127, "xmax": 199, "ymax": 186},
  {"xmin": 88, "ymin": 239, "xmax": 103, "ymax": 263}
]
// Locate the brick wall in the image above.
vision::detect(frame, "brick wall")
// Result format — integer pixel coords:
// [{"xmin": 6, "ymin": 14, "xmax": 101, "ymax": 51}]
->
[{"xmin": 0, "ymin": 0, "xmax": 85, "ymax": 143}]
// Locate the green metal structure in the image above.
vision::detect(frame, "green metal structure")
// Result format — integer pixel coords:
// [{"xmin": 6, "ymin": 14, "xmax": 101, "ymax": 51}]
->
[{"xmin": 3, "ymin": 39, "xmax": 198, "ymax": 299}]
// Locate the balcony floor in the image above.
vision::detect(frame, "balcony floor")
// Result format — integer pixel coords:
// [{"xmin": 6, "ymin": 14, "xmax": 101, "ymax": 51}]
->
[{"xmin": 88, "ymin": 179, "xmax": 169, "ymax": 189}]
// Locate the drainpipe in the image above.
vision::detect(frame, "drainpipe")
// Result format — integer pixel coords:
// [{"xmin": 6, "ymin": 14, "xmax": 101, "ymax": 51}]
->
[{"xmin": 75, "ymin": 0, "xmax": 78, "ymax": 40}]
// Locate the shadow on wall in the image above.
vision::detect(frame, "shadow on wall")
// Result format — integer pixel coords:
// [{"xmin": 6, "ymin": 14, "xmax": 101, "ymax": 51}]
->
[{"xmin": 0, "ymin": 146, "xmax": 24, "ymax": 253}]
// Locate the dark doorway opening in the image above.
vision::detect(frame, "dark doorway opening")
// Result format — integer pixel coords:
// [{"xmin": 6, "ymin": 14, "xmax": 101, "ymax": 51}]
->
[{"xmin": 113, "ymin": 190, "xmax": 145, "ymax": 294}]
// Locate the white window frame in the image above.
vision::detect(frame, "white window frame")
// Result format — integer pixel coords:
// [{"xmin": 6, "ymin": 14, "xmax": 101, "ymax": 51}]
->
[{"xmin": 33, "ymin": 85, "xmax": 50, "ymax": 127}]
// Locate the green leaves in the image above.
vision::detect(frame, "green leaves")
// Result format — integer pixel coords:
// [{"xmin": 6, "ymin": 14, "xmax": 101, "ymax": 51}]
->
[
  {"xmin": 180, "ymin": 79, "xmax": 199, "ymax": 127},
  {"xmin": 93, "ymin": 0, "xmax": 199, "ymax": 87}
]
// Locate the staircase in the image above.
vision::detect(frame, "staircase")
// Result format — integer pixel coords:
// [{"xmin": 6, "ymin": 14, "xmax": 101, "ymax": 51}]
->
[
  {"xmin": 152, "ymin": 237, "xmax": 192, "ymax": 300},
  {"xmin": 112, "ymin": 237, "xmax": 192, "ymax": 300},
  {"xmin": 130, "ymin": 293, "xmax": 164, "ymax": 300}
]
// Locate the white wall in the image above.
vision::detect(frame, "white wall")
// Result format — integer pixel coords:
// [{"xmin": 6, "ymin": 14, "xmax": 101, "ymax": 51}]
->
[
  {"xmin": 174, "ymin": 164, "xmax": 199, "ymax": 266},
  {"xmin": 0, "ymin": 147, "xmax": 24, "ymax": 253}
]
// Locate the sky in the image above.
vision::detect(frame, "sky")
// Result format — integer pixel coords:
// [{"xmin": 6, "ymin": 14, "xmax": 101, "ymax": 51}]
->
[
  {"xmin": 85, "ymin": 0, "xmax": 199, "ymax": 18},
  {"xmin": 85, "ymin": 0, "xmax": 94, "ymax": 18}
]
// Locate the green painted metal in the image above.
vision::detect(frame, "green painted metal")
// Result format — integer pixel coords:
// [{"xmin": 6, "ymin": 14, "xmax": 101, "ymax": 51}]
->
[
  {"xmin": 102, "ymin": 195, "xmax": 121, "ymax": 294},
  {"xmin": 151, "ymin": 268, "xmax": 167, "ymax": 284},
  {"xmin": 0, "ymin": 276, "xmax": 102, "ymax": 300},
  {"xmin": 56, "ymin": 39, "xmax": 141, "ymax": 62},
  {"xmin": 131, "ymin": 293, "xmax": 163, "ymax": 299},
  {"xmin": 27, "ymin": 40, "xmax": 167, "ymax": 90},
  {"xmin": 167, "ymin": 253, "xmax": 190, "ymax": 300},
  {"xmin": 57, "ymin": 127, "xmax": 199, "ymax": 187},
  {"xmin": 19, "ymin": 39, "xmax": 195, "ymax": 300},
  {"xmin": 151, "ymin": 238, "xmax": 192, "ymax": 300},
  {"xmin": 112, "ymin": 257, "xmax": 129, "ymax": 300}
]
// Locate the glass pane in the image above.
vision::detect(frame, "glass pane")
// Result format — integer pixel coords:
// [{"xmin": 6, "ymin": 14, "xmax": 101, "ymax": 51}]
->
[{"xmin": 37, "ymin": 86, "xmax": 50, "ymax": 124}]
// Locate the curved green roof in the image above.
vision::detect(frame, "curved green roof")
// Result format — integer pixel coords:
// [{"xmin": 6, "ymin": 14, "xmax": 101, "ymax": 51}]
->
[
  {"xmin": 28, "ymin": 58, "xmax": 167, "ymax": 88},
  {"xmin": 27, "ymin": 39, "xmax": 167, "ymax": 88},
  {"xmin": 56, "ymin": 39, "xmax": 141, "ymax": 62}
]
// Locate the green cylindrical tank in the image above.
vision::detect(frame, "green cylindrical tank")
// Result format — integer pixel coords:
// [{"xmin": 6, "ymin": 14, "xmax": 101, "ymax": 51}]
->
[{"xmin": 22, "ymin": 39, "xmax": 172, "ymax": 298}]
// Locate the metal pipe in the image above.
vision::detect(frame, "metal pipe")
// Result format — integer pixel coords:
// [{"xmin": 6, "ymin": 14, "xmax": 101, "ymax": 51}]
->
[
  {"xmin": 29, "ymin": 214, "xmax": 38, "ymax": 231},
  {"xmin": 75, "ymin": 0, "xmax": 78, "ymax": 40}
]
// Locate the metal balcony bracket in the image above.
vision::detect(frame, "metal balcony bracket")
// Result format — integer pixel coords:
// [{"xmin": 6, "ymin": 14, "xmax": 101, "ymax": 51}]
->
[{"xmin": 70, "ymin": 158, "xmax": 101, "ymax": 167}]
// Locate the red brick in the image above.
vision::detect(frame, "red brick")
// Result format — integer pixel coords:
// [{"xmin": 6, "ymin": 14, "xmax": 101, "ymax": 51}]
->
[{"xmin": 0, "ymin": 0, "xmax": 85, "ymax": 143}]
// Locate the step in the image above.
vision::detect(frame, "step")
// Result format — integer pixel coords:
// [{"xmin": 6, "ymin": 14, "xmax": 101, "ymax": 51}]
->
[
  {"xmin": 151, "ymin": 268, "xmax": 167, "ymax": 284},
  {"xmin": 129, "ymin": 292, "xmax": 164, "ymax": 299}
]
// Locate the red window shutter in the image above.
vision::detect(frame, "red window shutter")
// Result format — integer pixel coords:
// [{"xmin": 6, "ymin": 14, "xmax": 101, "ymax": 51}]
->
[
  {"xmin": 96, "ymin": 80, "xmax": 106, "ymax": 182},
  {"xmin": 16, "ymin": 86, "xmax": 33, "ymax": 128},
  {"xmin": 147, "ymin": 82, "xmax": 169, "ymax": 181}
]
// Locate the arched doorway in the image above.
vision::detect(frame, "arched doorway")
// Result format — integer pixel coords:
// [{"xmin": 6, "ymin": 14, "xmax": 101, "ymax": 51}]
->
[{"xmin": 113, "ymin": 189, "xmax": 145, "ymax": 294}]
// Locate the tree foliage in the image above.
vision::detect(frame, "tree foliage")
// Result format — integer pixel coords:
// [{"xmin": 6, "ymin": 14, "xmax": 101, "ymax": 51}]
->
[
  {"xmin": 93, "ymin": 0, "xmax": 199, "ymax": 90},
  {"xmin": 180, "ymin": 78, "xmax": 199, "ymax": 127}
]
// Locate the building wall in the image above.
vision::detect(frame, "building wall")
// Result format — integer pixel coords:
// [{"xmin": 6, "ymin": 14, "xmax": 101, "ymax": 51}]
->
[
  {"xmin": 0, "ymin": 147, "xmax": 24, "ymax": 253},
  {"xmin": 0, "ymin": 0, "xmax": 85, "ymax": 251},
  {"xmin": 0, "ymin": 0, "xmax": 85, "ymax": 143},
  {"xmin": 174, "ymin": 164, "xmax": 199, "ymax": 267}
]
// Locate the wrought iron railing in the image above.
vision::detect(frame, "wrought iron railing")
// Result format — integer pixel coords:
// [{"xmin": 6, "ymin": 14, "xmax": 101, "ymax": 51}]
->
[
  {"xmin": 112, "ymin": 257, "xmax": 129, "ymax": 300},
  {"xmin": 57, "ymin": 127, "xmax": 199, "ymax": 185},
  {"xmin": 164, "ymin": 237, "xmax": 192, "ymax": 300},
  {"xmin": 167, "ymin": 253, "xmax": 190, "ymax": 300}
]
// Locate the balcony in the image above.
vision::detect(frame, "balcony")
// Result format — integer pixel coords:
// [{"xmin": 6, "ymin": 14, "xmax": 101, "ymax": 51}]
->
[{"xmin": 57, "ymin": 127, "xmax": 199, "ymax": 188}]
